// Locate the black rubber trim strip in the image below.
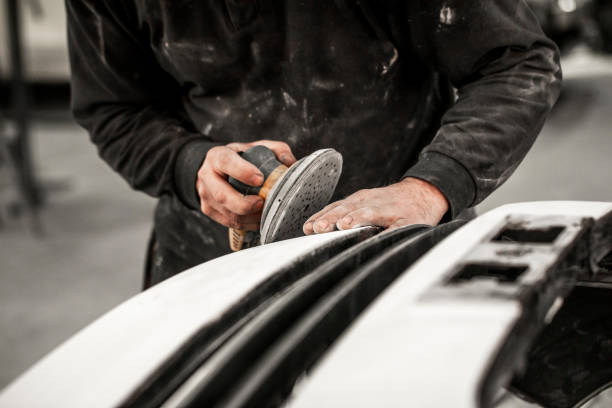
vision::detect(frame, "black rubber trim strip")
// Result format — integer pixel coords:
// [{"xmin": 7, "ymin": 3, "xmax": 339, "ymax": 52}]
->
[
  {"xmin": 170, "ymin": 224, "xmax": 429, "ymax": 407},
  {"xmin": 121, "ymin": 227, "xmax": 378, "ymax": 408},
  {"xmin": 479, "ymin": 219, "xmax": 594, "ymax": 408},
  {"xmin": 216, "ymin": 221, "xmax": 465, "ymax": 408},
  {"xmin": 170, "ymin": 222, "xmax": 463, "ymax": 407}
]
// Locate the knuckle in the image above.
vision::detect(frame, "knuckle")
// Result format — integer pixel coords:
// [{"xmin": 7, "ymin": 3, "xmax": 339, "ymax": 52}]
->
[
  {"xmin": 240, "ymin": 197, "xmax": 260, "ymax": 214},
  {"xmin": 364, "ymin": 206, "xmax": 377, "ymax": 218},
  {"xmin": 200, "ymin": 202, "xmax": 210, "ymax": 215},
  {"xmin": 234, "ymin": 203, "xmax": 251, "ymax": 216},
  {"xmin": 276, "ymin": 141, "xmax": 290, "ymax": 150},
  {"xmin": 217, "ymin": 152, "xmax": 230, "ymax": 169},
  {"xmin": 206, "ymin": 146, "xmax": 222, "ymax": 160},
  {"xmin": 329, "ymin": 205, "xmax": 347, "ymax": 216},
  {"xmin": 357, "ymin": 207, "xmax": 373, "ymax": 219},
  {"xmin": 210, "ymin": 146, "xmax": 233, "ymax": 170},
  {"xmin": 197, "ymin": 164, "xmax": 210, "ymax": 177},
  {"xmin": 228, "ymin": 215, "xmax": 242, "ymax": 229},
  {"xmin": 213, "ymin": 191, "xmax": 226, "ymax": 204},
  {"xmin": 354, "ymin": 190, "xmax": 371, "ymax": 201},
  {"xmin": 236, "ymin": 161, "xmax": 254, "ymax": 178},
  {"xmin": 350, "ymin": 208, "xmax": 370, "ymax": 223},
  {"xmin": 199, "ymin": 191, "xmax": 210, "ymax": 204},
  {"xmin": 196, "ymin": 170, "xmax": 208, "ymax": 184},
  {"xmin": 263, "ymin": 140, "xmax": 289, "ymax": 151}
]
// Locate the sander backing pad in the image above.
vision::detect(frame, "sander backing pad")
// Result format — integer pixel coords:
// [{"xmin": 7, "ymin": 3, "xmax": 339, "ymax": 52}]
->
[
  {"xmin": 260, "ymin": 148, "xmax": 342, "ymax": 244},
  {"xmin": 228, "ymin": 146, "xmax": 342, "ymax": 249}
]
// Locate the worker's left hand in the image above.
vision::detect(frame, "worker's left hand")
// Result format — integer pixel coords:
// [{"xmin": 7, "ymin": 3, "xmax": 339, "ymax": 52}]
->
[{"xmin": 303, "ymin": 177, "xmax": 449, "ymax": 234}]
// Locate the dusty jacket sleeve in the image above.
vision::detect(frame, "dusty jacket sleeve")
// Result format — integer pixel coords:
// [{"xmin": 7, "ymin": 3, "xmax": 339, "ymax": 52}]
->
[
  {"xmin": 402, "ymin": 0, "xmax": 562, "ymax": 217},
  {"xmin": 65, "ymin": 0, "xmax": 217, "ymax": 210}
]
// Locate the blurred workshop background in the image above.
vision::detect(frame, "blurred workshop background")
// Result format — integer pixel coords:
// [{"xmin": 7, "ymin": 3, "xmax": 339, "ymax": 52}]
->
[{"xmin": 1, "ymin": 0, "xmax": 611, "ymax": 390}]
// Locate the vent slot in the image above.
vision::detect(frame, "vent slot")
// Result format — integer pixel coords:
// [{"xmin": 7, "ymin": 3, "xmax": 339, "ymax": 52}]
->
[
  {"xmin": 449, "ymin": 263, "xmax": 528, "ymax": 284},
  {"xmin": 492, "ymin": 226, "xmax": 565, "ymax": 244}
]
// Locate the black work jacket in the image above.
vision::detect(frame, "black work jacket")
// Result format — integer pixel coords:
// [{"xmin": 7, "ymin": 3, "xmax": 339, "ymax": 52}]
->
[{"xmin": 66, "ymin": 0, "xmax": 561, "ymax": 218}]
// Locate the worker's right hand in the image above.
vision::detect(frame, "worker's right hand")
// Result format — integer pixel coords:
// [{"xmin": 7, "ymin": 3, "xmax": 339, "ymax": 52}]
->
[{"xmin": 196, "ymin": 140, "xmax": 296, "ymax": 231}]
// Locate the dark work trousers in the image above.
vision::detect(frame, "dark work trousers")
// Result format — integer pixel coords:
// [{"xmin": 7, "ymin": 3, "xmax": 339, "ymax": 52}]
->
[
  {"xmin": 144, "ymin": 195, "xmax": 231, "ymax": 289},
  {"xmin": 142, "ymin": 194, "xmax": 476, "ymax": 289}
]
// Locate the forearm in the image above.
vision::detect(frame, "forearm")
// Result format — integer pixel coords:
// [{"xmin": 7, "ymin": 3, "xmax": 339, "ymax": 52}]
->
[
  {"xmin": 75, "ymin": 102, "xmax": 218, "ymax": 207},
  {"xmin": 408, "ymin": 42, "xmax": 561, "ymax": 214},
  {"xmin": 66, "ymin": 0, "xmax": 218, "ymax": 208},
  {"xmin": 405, "ymin": 0, "xmax": 562, "ymax": 216}
]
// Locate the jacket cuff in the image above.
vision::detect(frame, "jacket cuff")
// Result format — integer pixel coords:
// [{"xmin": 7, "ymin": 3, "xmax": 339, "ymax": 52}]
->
[
  {"xmin": 402, "ymin": 152, "xmax": 476, "ymax": 219},
  {"xmin": 174, "ymin": 140, "xmax": 222, "ymax": 210}
]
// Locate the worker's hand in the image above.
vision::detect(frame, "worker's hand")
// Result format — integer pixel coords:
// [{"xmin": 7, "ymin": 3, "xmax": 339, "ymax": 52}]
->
[
  {"xmin": 303, "ymin": 177, "xmax": 449, "ymax": 234},
  {"xmin": 197, "ymin": 140, "xmax": 296, "ymax": 230}
]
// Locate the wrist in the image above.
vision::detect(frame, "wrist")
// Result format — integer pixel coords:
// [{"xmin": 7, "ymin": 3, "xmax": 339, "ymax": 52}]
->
[
  {"xmin": 400, "ymin": 177, "xmax": 449, "ymax": 218},
  {"xmin": 402, "ymin": 152, "xmax": 475, "ymax": 219},
  {"xmin": 174, "ymin": 140, "xmax": 222, "ymax": 210}
]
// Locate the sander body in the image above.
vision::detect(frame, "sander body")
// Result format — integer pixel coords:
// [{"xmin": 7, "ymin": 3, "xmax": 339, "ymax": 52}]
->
[{"xmin": 228, "ymin": 146, "xmax": 342, "ymax": 250}]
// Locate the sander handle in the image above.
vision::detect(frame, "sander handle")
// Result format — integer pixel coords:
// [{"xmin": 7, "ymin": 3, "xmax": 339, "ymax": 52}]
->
[
  {"xmin": 227, "ymin": 146, "xmax": 288, "ymax": 251},
  {"xmin": 228, "ymin": 146, "xmax": 281, "ymax": 195}
]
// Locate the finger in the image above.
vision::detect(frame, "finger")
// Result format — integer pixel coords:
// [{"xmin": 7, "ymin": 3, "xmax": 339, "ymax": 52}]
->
[
  {"xmin": 305, "ymin": 200, "xmax": 345, "ymax": 225},
  {"xmin": 211, "ymin": 206, "xmax": 263, "ymax": 226},
  {"xmin": 204, "ymin": 172, "xmax": 264, "ymax": 215},
  {"xmin": 337, "ymin": 206, "xmax": 389, "ymax": 230},
  {"xmin": 303, "ymin": 222, "xmax": 315, "ymax": 236},
  {"xmin": 312, "ymin": 204, "xmax": 355, "ymax": 234},
  {"xmin": 235, "ymin": 211, "xmax": 263, "ymax": 228},
  {"xmin": 200, "ymin": 202, "xmax": 230, "ymax": 227},
  {"xmin": 237, "ymin": 222, "xmax": 260, "ymax": 232},
  {"xmin": 205, "ymin": 201, "xmax": 262, "ymax": 231},
  {"xmin": 386, "ymin": 218, "xmax": 420, "ymax": 231},
  {"xmin": 251, "ymin": 140, "xmax": 297, "ymax": 166},
  {"xmin": 227, "ymin": 140, "xmax": 296, "ymax": 167},
  {"xmin": 303, "ymin": 200, "xmax": 347, "ymax": 235},
  {"xmin": 226, "ymin": 213, "xmax": 262, "ymax": 231},
  {"xmin": 225, "ymin": 142, "xmax": 252, "ymax": 152},
  {"xmin": 208, "ymin": 146, "xmax": 264, "ymax": 187},
  {"xmin": 209, "ymin": 210, "xmax": 260, "ymax": 231},
  {"xmin": 306, "ymin": 188, "xmax": 371, "ymax": 224}
]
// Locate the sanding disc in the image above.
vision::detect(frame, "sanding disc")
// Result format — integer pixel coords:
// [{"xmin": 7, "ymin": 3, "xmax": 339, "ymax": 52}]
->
[{"xmin": 260, "ymin": 149, "xmax": 343, "ymax": 244}]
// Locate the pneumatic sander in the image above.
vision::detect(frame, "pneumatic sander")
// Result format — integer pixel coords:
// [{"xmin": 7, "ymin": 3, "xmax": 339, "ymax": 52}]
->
[{"xmin": 228, "ymin": 146, "xmax": 343, "ymax": 250}]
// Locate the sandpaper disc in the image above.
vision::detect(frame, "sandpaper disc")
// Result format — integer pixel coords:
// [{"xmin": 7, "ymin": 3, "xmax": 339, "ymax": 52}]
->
[{"xmin": 260, "ymin": 149, "xmax": 343, "ymax": 244}]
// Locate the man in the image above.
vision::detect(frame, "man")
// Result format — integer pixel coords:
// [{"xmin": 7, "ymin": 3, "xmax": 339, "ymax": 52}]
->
[{"xmin": 65, "ymin": 0, "xmax": 561, "ymax": 286}]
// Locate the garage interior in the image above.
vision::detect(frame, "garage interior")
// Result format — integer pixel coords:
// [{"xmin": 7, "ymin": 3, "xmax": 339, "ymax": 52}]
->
[{"xmin": 1, "ymin": 1, "xmax": 612, "ymax": 404}]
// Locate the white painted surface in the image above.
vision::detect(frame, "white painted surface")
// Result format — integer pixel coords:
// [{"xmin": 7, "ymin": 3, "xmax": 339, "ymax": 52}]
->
[
  {"xmin": 287, "ymin": 201, "xmax": 612, "ymax": 408},
  {"xmin": 289, "ymin": 300, "xmax": 519, "ymax": 408},
  {"xmin": 2, "ymin": 202, "xmax": 610, "ymax": 407},
  {"xmin": 0, "ymin": 229, "xmax": 364, "ymax": 408}
]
